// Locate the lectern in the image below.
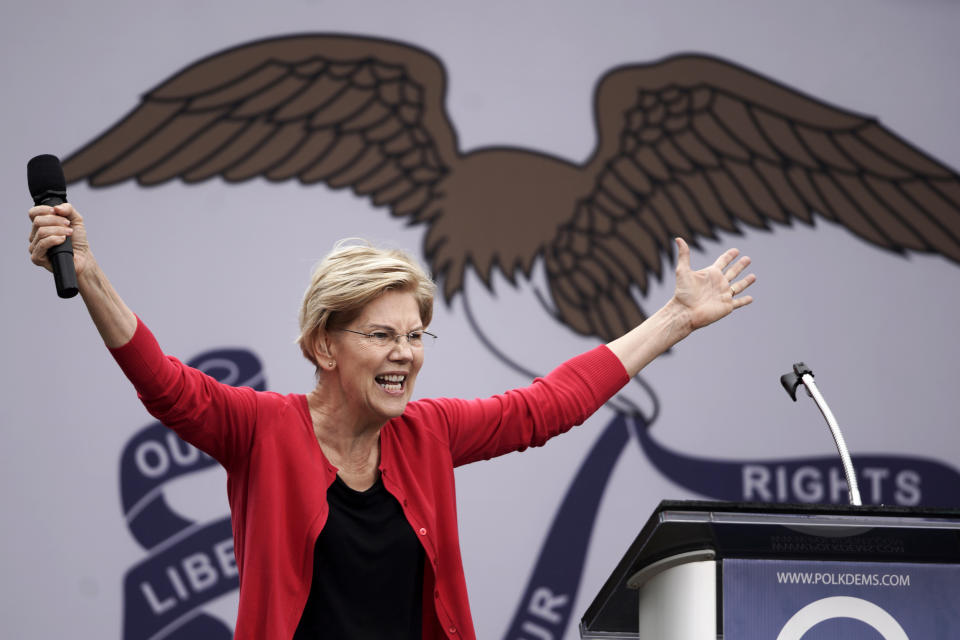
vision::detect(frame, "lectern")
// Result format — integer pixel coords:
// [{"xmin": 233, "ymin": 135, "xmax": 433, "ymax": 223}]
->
[{"xmin": 580, "ymin": 500, "xmax": 960, "ymax": 639}]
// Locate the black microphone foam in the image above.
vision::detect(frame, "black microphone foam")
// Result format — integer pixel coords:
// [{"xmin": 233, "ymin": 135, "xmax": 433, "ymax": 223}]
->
[
  {"xmin": 28, "ymin": 154, "xmax": 68, "ymax": 204},
  {"xmin": 28, "ymin": 154, "xmax": 78, "ymax": 298}
]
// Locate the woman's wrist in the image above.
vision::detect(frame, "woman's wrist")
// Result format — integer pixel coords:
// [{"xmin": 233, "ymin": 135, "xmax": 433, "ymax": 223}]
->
[
  {"xmin": 656, "ymin": 296, "xmax": 694, "ymax": 345},
  {"xmin": 607, "ymin": 298, "xmax": 693, "ymax": 377}
]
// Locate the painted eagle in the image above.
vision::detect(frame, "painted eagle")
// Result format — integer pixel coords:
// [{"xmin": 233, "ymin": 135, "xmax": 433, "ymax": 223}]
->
[{"xmin": 63, "ymin": 35, "xmax": 960, "ymax": 343}]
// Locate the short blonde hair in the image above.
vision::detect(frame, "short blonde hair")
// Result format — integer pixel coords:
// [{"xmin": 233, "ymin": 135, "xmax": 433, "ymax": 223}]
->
[{"xmin": 297, "ymin": 240, "xmax": 436, "ymax": 367}]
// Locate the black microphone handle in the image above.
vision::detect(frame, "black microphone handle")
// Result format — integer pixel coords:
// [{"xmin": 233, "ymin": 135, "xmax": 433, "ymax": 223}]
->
[{"xmin": 41, "ymin": 194, "xmax": 79, "ymax": 299}]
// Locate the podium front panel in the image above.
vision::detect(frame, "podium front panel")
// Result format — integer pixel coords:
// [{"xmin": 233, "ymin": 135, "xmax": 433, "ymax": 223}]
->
[
  {"xmin": 580, "ymin": 501, "xmax": 960, "ymax": 639},
  {"xmin": 723, "ymin": 558, "xmax": 960, "ymax": 638}
]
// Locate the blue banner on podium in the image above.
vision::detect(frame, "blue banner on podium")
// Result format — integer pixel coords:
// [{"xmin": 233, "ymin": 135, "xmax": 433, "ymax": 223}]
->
[{"xmin": 723, "ymin": 558, "xmax": 960, "ymax": 639}]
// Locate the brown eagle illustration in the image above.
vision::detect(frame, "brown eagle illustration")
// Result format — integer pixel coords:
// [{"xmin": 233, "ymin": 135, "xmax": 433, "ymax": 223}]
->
[{"xmin": 64, "ymin": 34, "xmax": 960, "ymax": 344}]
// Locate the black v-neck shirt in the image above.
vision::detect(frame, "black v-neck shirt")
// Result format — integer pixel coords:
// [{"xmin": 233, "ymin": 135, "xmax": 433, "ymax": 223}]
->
[{"xmin": 293, "ymin": 475, "xmax": 425, "ymax": 639}]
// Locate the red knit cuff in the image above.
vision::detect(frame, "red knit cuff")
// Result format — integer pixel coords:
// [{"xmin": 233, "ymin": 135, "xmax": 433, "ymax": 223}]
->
[
  {"xmin": 564, "ymin": 345, "xmax": 630, "ymax": 403},
  {"xmin": 107, "ymin": 316, "xmax": 173, "ymax": 395}
]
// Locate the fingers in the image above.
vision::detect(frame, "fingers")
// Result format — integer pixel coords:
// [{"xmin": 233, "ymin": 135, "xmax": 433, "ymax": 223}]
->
[
  {"xmin": 730, "ymin": 271, "xmax": 757, "ymax": 316},
  {"xmin": 29, "ymin": 211, "xmax": 71, "ymax": 243},
  {"xmin": 29, "ymin": 202, "xmax": 78, "ymax": 220},
  {"xmin": 679, "ymin": 238, "xmax": 747, "ymax": 276},
  {"xmin": 712, "ymin": 247, "xmax": 740, "ymax": 272},
  {"xmin": 53, "ymin": 202, "xmax": 81, "ymax": 224},
  {"xmin": 675, "ymin": 237, "xmax": 690, "ymax": 272},
  {"xmin": 677, "ymin": 237, "xmax": 756, "ymax": 306},
  {"xmin": 730, "ymin": 272, "xmax": 757, "ymax": 295},
  {"xmin": 719, "ymin": 248, "xmax": 755, "ymax": 302},
  {"xmin": 29, "ymin": 223, "xmax": 73, "ymax": 266},
  {"xmin": 28, "ymin": 204, "xmax": 78, "ymax": 270},
  {"xmin": 28, "ymin": 204, "xmax": 54, "ymax": 220},
  {"xmin": 723, "ymin": 255, "xmax": 751, "ymax": 282},
  {"xmin": 29, "ymin": 204, "xmax": 80, "ymax": 238},
  {"xmin": 29, "ymin": 202, "xmax": 79, "ymax": 223}
]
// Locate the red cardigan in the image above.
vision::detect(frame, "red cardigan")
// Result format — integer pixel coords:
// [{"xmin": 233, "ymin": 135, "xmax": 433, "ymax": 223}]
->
[{"xmin": 110, "ymin": 319, "xmax": 628, "ymax": 639}]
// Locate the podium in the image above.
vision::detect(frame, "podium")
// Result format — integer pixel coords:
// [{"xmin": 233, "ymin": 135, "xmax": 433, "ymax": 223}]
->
[{"xmin": 580, "ymin": 500, "xmax": 960, "ymax": 639}]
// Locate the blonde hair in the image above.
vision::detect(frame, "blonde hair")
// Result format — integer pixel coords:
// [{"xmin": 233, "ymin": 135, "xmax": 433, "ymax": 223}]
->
[{"xmin": 297, "ymin": 240, "xmax": 436, "ymax": 367}]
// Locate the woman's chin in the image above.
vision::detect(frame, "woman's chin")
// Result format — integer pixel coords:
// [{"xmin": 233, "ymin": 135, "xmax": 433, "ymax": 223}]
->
[{"xmin": 371, "ymin": 393, "xmax": 411, "ymax": 420}]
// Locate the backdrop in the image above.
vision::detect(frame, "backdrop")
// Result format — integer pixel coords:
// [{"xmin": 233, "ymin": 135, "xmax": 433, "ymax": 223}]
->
[{"xmin": 2, "ymin": 1, "xmax": 959, "ymax": 638}]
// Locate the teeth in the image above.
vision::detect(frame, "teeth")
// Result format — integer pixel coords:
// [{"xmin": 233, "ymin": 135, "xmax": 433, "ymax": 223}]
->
[{"xmin": 376, "ymin": 374, "xmax": 406, "ymax": 391}]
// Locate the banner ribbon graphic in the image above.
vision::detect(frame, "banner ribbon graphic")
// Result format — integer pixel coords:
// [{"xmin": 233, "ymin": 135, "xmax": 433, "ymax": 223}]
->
[
  {"xmin": 630, "ymin": 418, "xmax": 960, "ymax": 506},
  {"xmin": 502, "ymin": 413, "xmax": 634, "ymax": 640},
  {"xmin": 119, "ymin": 348, "xmax": 264, "ymax": 640}
]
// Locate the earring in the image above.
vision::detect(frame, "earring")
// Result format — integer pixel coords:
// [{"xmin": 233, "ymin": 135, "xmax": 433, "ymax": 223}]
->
[{"xmin": 329, "ymin": 361, "xmax": 335, "ymax": 368}]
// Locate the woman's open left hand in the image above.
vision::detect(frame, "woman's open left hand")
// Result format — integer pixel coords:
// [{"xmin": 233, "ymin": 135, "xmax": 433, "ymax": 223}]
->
[{"xmin": 672, "ymin": 237, "xmax": 756, "ymax": 331}]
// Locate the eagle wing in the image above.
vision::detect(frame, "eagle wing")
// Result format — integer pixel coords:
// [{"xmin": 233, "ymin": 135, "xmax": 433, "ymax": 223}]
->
[
  {"xmin": 547, "ymin": 54, "xmax": 960, "ymax": 340},
  {"xmin": 62, "ymin": 35, "xmax": 459, "ymax": 223}
]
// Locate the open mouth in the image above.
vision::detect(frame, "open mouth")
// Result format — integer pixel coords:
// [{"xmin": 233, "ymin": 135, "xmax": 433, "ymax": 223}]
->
[{"xmin": 375, "ymin": 374, "xmax": 406, "ymax": 392}]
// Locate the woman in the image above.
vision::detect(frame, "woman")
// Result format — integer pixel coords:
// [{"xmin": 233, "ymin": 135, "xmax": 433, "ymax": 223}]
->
[{"xmin": 28, "ymin": 202, "xmax": 755, "ymax": 639}]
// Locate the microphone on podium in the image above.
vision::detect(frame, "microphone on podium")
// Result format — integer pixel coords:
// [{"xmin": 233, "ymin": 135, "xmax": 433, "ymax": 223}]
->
[
  {"xmin": 781, "ymin": 362, "xmax": 863, "ymax": 506},
  {"xmin": 28, "ymin": 154, "xmax": 78, "ymax": 299}
]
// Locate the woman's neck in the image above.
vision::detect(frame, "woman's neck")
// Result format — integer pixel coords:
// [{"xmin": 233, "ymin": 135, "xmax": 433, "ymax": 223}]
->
[{"xmin": 307, "ymin": 388, "xmax": 383, "ymax": 490}]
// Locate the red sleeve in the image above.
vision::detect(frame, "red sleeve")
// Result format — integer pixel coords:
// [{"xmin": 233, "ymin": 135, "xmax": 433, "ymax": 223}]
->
[
  {"xmin": 108, "ymin": 317, "xmax": 258, "ymax": 470},
  {"xmin": 418, "ymin": 346, "xmax": 629, "ymax": 467}
]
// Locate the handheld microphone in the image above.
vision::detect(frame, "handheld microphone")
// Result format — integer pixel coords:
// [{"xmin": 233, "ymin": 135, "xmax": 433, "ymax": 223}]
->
[{"xmin": 28, "ymin": 154, "xmax": 78, "ymax": 298}]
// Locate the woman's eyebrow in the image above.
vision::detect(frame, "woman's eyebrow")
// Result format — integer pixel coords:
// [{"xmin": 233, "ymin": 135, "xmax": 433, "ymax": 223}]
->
[{"xmin": 362, "ymin": 323, "xmax": 424, "ymax": 332}]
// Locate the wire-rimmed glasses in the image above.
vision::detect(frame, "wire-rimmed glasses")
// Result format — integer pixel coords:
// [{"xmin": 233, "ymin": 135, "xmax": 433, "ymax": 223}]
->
[{"xmin": 338, "ymin": 328, "xmax": 438, "ymax": 348}]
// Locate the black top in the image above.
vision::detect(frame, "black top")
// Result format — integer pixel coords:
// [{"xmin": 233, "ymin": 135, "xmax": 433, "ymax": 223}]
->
[{"xmin": 293, "ymin": 475, "xmax": 425, "ymax": 639}]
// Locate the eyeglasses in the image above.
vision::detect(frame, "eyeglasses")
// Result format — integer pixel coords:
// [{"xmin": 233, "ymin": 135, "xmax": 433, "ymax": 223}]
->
[{"xmin": 338, "ymin": 328, "xmax": 438, "ymax": 348}]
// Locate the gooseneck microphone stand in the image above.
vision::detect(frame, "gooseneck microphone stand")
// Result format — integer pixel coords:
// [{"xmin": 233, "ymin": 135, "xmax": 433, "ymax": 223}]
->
[{"xmin": 780, "ymin": 362, "xmax": 862, "ymax": 506}]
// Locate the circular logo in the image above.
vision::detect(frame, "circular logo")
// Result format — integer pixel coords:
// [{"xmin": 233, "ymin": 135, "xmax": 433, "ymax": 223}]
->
[{"xmin": 776, "ymin": 596, "xmax": 908, "ymax": 640}]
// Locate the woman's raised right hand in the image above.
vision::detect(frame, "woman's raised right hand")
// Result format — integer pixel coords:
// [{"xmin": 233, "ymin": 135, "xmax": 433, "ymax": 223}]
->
[{"xmin": 28, "ymin": 203, "xmax": 94, "ymax": 277}]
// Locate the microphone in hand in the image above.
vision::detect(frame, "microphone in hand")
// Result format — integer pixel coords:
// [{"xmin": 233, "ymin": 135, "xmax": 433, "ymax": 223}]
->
[{"xmin": 28, "ymin": 154, "xmax": 78, "ymax": 298}]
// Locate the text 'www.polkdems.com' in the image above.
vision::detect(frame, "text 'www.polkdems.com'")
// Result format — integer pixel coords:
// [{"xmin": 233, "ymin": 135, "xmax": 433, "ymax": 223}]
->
[{"xmin": 776, "ymin": 572, "xmax": 911, "ymax": 587}]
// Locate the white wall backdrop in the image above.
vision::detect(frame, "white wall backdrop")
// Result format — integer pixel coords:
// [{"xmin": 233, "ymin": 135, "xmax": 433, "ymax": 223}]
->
[{"xmin": 2, "ymin": 1, "xmax": 959, "ymax": 638}]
